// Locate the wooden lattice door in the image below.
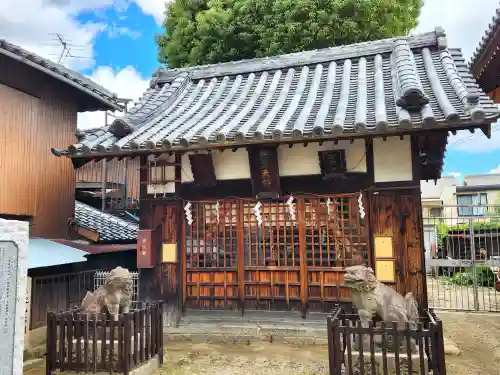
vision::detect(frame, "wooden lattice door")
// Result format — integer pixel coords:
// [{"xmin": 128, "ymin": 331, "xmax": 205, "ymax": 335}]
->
[
  {"xmin": 183, "ymin": 201, "xmax": 239, "ymax": 309},
  {"xmin": 182, "ymin": 194, "xmax": 369, "ymax": 313},
  {"xmin": 304, "ymin": 195, "xmax": 369, "ymax": 312}
]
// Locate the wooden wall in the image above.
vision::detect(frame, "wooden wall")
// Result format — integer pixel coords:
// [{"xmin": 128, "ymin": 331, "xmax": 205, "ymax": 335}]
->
[
  {"xmin": 77, "ymin": 158, "xmax": 140, "ymax": 200},
  {"xmin": 0, "ymin": 73, "xmax": 77, "ymax": 238},
  {"xmin": 369, "ymin": 188, "xmax": 427, "ymax": 310}
]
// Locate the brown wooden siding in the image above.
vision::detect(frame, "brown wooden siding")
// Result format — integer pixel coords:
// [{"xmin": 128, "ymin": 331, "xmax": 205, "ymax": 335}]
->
[
  {"xmin": 488, "ymin": 87, "xmax": 500, "ymax": 103},
  {"xmin": 0, "ymin": 55, "xmax": 80, "ymax": 238},
  {"xmin": 77, "ymin": 158, "xmax": 140, "ymax": 201},
  {"xmin": 369, "ymin": 188, "xmax": 426, "ymax": 310}
]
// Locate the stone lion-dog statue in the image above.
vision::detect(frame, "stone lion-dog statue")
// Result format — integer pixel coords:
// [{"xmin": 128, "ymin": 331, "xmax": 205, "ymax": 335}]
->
[
  {"xmin": 343, "ymin": 265, "xmax": 419, "ymax": 349},
  {"xmin": 81, "ymin": 266, "xmax": 133, "ymax": 321}
]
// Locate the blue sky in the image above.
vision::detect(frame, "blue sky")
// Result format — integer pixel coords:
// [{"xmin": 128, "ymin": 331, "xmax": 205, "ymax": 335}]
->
[
  {"xmin": 1, "ymin": 0, "xmax": 499, "ymax": 178},
  {"xmin": 77, "ymin": 3, "xmax": 161, "ymax": 78}
]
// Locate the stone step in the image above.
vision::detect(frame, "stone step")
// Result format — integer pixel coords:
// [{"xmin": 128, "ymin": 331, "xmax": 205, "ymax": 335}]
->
[{"xmin": 180, "ymin": 309, "xmax": 329, "ymax": 325}]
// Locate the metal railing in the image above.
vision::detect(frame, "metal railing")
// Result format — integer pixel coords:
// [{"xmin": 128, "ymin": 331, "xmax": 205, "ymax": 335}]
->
[{"xmin": 423, "ymin": 204, "xmax": 500, "ymax": 312}]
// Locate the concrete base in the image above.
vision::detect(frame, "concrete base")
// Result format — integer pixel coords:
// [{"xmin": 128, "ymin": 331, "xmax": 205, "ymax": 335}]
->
[
  {"xmin": 165, "ymin": 310, "xmax": 461, "ymax": 356},
  {"xmin": 164, "ymin": 310, "xmax": 330, "ymax": 347},
  {"xmin": 443, "ymin": 337, "xmax": 461, "ymax": 356},
  {"xmin": 130, "ymin": 355, "xmax": 160, "ymax": 375},
  {"xmin": 343, "ymin": 350, "xmax": 430, "ymax": 375}
]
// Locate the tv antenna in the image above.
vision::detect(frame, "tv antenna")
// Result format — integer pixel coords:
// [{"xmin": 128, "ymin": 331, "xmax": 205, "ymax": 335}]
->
[{"xmin": 47, "ymin": 33, "xmax": 94, "ymax": 65}]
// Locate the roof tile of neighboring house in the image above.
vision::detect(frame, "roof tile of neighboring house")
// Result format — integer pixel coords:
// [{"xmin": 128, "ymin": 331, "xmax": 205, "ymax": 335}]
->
[
  {"xmin": 0, "ymin": 39, "xmax": 124, "ymax": 111},
  {"xmin": 469, "ymin": 6, "xmax": 500, "ymax": 72},
  {"xmin": 75, "ymin": 201, "xmax": 138, "ymax": 242},
  {"xmin": 60, "ymin": 29, "xmax": 499, "ymax": 157}
]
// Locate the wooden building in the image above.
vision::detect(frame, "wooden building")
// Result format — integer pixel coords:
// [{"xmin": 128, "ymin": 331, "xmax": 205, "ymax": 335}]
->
[
  {"xmin": 470, "ymin": 6, "xmax": 500, "ymax": 102},
  {"xmin": 53, "ymin": 29, "xmax": 499, "ymax": 317},
  {"xmin": 0, "ymin": 39, "xmax": 125, "ymax": 238}
]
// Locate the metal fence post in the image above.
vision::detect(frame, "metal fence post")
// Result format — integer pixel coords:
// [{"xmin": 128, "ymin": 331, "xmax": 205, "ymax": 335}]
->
[{"xmin": 469, "ymin": 219, "xmax": 479, "ymax": 311}]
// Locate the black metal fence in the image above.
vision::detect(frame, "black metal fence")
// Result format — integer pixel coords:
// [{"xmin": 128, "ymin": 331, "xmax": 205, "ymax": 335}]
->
[
  {"xmin": 46, "ymin": 302, "xmax": 163, "ymax": 375},
  {"xmin": 327, "ymin": 307, "xmax": 446, "ymax": 375}
]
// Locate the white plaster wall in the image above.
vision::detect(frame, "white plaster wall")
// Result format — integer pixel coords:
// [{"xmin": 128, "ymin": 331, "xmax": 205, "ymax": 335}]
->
[
  {"xmin": 277, "ymin": 139, "xmax": 366, "ymax": 176},
  {"xmin": 373, "ymin": 136, "xmax": 412, "ymax": 183},
  {"xmin": 464, "ymin": 173, "xmax": 500, "ymax": 186},
  {"xmin": 181, "ymin": 149, "xmax": 251, "ymax": 182}
]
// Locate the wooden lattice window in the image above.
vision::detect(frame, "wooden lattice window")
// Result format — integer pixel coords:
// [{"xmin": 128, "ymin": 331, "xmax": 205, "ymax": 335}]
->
[
  {"xmin": 242, "ymin": 201, "xmax": 299, "ymax": 267},
  {"xmin": 304, "ymin": 196, "xmax": 367, "ymax": 267},
  {"xmin": 184, "ymin": 202, "xmax": 237, "ymax": 268}
]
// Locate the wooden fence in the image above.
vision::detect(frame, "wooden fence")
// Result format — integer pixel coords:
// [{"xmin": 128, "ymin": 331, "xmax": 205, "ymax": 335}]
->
[
  {"xmin": 327, "ymin": 307, "xmax": 446, "ymax": 375},
  {"xmin": 46, "ymin": 302, "xmax": 164, "ymax": 374}
]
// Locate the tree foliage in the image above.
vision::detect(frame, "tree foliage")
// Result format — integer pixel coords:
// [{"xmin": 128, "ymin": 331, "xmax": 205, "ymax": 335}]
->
[{"xmin": 157, "ymin": 0, "xmax": 424, "ymax": 68}]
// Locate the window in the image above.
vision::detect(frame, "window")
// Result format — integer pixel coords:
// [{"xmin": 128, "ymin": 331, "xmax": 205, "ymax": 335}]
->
[
  {"xmin": 457, "ymin": 193, "xmax": 487, "ymax": 216},
  {"xmin": 429, "ymin": 207, "xmax": 442, "ymax": 218}
]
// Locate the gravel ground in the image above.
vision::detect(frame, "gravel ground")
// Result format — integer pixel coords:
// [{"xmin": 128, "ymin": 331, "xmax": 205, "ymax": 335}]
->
[
  {"xmin": 427, "ymin": 277, "xmax": 500, "ymax": 311},
  {"xmin": 153, "ymin": 313, "xmax": 500, "ymax": 375},
  {"xmin": 155, "ymin": 342, "xmax": 329, "ymax": 375},
  {"xmin": 440, "ymin": 312, "xmax": 500, "ymax": 375}
]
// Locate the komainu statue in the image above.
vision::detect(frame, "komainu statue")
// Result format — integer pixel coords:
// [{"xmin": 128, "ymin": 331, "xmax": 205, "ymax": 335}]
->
[
  {"xmin": 343, "ymin": 265, "xmax": 419, "ymax": 349},
  {"xmin": 81, "ymin": 266, "xmax": 133, "ymax": 321}
]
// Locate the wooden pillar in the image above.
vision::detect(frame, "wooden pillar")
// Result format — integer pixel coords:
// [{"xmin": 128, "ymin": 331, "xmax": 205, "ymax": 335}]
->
[
  {"xmin": 297, "ymin": 198, "xmax": 308, "ymax": 318},
  {"xmin": 236, "ymin": 199, "xmax": 245, "ymax": 315}
]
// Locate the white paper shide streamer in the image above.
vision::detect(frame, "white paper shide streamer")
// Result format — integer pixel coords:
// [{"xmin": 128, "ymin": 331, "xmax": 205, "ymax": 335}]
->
[
  {"xmin": 253, "ymin": 201, "xmax": 262, "ymax": 226},
  {"xmin": 326, "ymin": 198, "xmax": 333, "ymax": 220},
  {"xmin": 286, "ymin": 195, "xmax": 296, "ymax": 221},
  {"xmin": 358, "ymin": 193, "xmax": 365, "ymax": 219},
  {"xmin": 184, "ymin": 201, "xmax": 193, "ymax": 225},
  {"xmin": 215, "ymin": 201, "xmax": 220, "ymax": 224}
]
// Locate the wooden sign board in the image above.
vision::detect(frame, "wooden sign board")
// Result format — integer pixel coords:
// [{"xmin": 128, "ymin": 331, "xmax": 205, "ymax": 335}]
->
[
  {"xmin": 374, "ymin": 236, "xmax": 394, "ymax": 258},
  {"xmin": 189, "ymin": 154, "xmax": 217, "ymax": 187},
  {"xmin": 162, "ymin": 243, "xmax": 177, "ymax": 263},
  {"xmin": 375, "ymin": 260, "xmax": 396, "ymax": 283},
  {"xmin": 248, "ymin": 146, "xmax": 281, "ymax": 199},
  {"xmin": 318, "ymin": 149, "xmax": 347, "ymax": 179}
]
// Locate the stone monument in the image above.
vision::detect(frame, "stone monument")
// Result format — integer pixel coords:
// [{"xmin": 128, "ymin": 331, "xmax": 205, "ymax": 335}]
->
[
  {"xmin": 81, "ymin": 266, "xmax": 133, "ymax": 320},
  {"xmin": 0, "ymin": 219, "xmax": 29, "ymax": 375}
]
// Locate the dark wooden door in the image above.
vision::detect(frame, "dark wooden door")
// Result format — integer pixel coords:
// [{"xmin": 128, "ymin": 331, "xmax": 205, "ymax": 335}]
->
[{"xmin": 369, "ymin": 189, "xmax": 426, "ymax": 310}]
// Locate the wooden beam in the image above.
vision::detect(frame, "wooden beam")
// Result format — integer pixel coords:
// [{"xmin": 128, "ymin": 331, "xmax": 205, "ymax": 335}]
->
[
  {"xmin": 480, "ymin": 124, "xmax": 492, "ymax": 139},
  {"xmin": 75, "ymin": 226, "xmax": 100, "ymax": 243}
]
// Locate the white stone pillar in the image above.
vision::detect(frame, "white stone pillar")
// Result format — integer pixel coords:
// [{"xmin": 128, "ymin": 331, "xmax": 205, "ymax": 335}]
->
[{"xmin": 0, "ymin": 219, "xmax": 29, "ymax": 375}]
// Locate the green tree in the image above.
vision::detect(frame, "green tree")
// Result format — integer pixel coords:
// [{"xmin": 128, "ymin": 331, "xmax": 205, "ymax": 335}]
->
[{"xmin": 157, "ymin": 0, "xmax": 424, "ymax": 68}]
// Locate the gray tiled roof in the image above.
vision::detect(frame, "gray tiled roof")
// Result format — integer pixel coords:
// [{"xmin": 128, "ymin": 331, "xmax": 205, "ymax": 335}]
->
[
  {"xmin": 469, "ymin": 6, "xmax": 500, "ymax": 72},
  {"xmin": 75, "ymin": 201, "xmax": 138, "ymax": 243},
  {"xmin": 62, "ymin": 29, "xmax": 499, "ymax": 157},
  {"xmin": 0, "ymin": 39, "xmax": 124, "ymax": 111}
]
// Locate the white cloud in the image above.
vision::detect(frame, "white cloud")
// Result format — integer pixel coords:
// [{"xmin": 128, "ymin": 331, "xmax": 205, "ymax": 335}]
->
[
  {"xmin": 447, "ymin": 172, "xmax": 462, "ymax": 178},
  {"xmin": 0, "ymin": 0, "xmax": 110, "ymax": 70},
  {"xmin": 490, "ymin": 166, "xmax": 500, "ymax": 173},
  {"xmin": 107, "ymin": 23, "xmax": 142, "ymax": 39},
  {"xmin": 77, "ymin": 66, "xmax": 150, "ymax": 129},
  {"xmin": 133, "ymin": 0, "xmax": 166, "ymax": 25},
  {"xmin": 415, "ymin": 0, "xmax": 500, "ymax": 61}
]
